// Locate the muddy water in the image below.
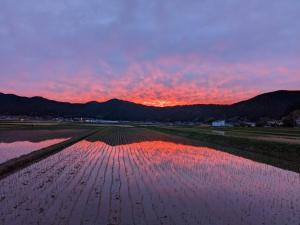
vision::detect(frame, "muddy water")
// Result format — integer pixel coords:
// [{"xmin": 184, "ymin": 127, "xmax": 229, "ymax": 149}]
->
[{"xmin": 0, "ymin": 131, "xmax": 299, "ymax": 225}]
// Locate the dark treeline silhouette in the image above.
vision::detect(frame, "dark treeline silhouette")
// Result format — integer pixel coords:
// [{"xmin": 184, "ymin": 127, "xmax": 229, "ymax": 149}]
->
[{"xmin": 1, "ymin": 90, "xmax": 300, "ymax": 122}]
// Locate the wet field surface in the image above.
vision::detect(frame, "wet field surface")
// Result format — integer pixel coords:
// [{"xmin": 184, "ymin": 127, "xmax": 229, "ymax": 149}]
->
[
  {"xmin": 0, "ymin": 129, "xmax": 86, "ymax": 164},
  {"xmin": 0, "ymin": 128, "xmax": 299, "ymax": 225},
  {"xmin": 0, "ymin": 138, "xmax": 67, "ymax": 164}
]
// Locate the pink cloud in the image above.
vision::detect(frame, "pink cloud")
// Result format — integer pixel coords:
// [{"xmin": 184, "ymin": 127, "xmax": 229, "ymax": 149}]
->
[{"xmin": 1, "ymin": 55, "xmax": 299, "ymax": 106}]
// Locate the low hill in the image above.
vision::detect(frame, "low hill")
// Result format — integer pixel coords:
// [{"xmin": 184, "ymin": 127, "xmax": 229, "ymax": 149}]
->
[{"xmin": 0, "ymin": 90, "xmax": 299, "ymax": 122}]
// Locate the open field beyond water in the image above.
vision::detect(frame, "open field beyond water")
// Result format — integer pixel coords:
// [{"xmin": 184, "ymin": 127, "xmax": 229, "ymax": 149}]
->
[
  {"xmin": 146, "ymin": 125, "xmax": 300, "ymax": 144},
  {"xmin": 0, "ymin": 127, "xmax": 300, "ymax": 225}
]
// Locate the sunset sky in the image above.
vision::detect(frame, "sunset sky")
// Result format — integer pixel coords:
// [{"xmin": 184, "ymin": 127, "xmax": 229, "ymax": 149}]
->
[{"xmin": 0, "ymin": 0, "xmax": 299, "ymax": 106}]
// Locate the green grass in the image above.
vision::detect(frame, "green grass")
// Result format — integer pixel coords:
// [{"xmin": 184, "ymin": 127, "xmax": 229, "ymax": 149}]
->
[
  {"xmin": 151, "ymin": 126, "xmax": 300, "ymax": 143},
  {"xmin": 212, "ymin": 127, "xmax": 300, "ymax": 137}
]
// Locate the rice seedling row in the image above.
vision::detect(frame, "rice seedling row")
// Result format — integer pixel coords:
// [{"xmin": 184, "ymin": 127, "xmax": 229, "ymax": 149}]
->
[{"xmin": 0, "ymin": 128, "xmax": 299, "ymax": 225}]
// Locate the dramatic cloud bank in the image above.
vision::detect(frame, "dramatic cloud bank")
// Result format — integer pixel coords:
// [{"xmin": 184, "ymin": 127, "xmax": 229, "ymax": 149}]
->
[{"xmin": 0, "ymin": 0, "xmax": 299, "ymax": 106}]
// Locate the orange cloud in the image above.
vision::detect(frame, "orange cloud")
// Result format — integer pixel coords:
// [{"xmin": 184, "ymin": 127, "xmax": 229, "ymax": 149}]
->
[{"xmin": 2, "ymin": 56, "xmax": 299, "ymax": 106}]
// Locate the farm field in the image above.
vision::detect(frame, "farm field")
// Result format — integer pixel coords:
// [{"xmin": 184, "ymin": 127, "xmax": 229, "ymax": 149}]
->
[
  {"xmin": 147, "ymin": 125, "xmax": 300, "ymax": 171},
  {"xmin": 0, "ymin": 127, "xmax": 299, "ymax": 225},
  {"xmin": 0, "ymin": 129, "xmax": 86, "ymax": 164},
  {"xmin": 147, "ymin": 125, "xmax": 300, "ymax": 144}
]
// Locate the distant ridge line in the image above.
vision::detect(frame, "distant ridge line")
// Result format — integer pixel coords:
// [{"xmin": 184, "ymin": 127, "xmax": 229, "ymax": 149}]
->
[{"xmin": 0, "ymin": 90, "xmax": 299, "ymax": 121}]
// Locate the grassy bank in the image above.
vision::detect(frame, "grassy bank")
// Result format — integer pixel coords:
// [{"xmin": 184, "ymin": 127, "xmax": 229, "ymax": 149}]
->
[
  {"xmin": 0, "ymin": 129, "xmax": 100, "ymax": 180},
  {"xmin": 147, "ymin": 126, "xmax": 300, "ymax": 173}
]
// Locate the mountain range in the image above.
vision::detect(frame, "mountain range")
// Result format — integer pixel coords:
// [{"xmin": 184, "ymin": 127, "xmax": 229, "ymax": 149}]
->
[{"xmin": 0, "ymin": 90, "xmax": 300, "ymax": 122}]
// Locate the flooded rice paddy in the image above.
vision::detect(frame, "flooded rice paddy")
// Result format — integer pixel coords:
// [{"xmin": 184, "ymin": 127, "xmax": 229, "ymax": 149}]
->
[
  {"xmin": 0, "ymin": 129, "xmax": 85, "ymax": 163},
  {"xmin": 0, "ymin": 138, "xmax": 67, "ymax": 164},
  {"xmin": 0, "ymin": 128, "xmax": 299, "ymax": 225}
]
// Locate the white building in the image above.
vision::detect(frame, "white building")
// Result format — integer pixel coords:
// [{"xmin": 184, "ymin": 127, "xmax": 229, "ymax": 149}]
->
[
  {"xmin": 296, "ymin": 118, "xmax": 300, "ymax": 127},
  {"xmin": 212, "ymin": 120, "xmax": 226, "ymax": 127},
  {"xmin": 243, "ymin": 122, "xmax": 256, "ymax": 127},
  {"xmin": 266, "ymin": 120, "xmax": 283, "ymax": 127}
]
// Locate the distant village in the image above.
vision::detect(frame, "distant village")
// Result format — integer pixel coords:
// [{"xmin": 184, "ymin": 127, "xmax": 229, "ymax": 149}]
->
[{"xmin": 1, "ymin": 113, "xmax": 300, "ymax": 128}]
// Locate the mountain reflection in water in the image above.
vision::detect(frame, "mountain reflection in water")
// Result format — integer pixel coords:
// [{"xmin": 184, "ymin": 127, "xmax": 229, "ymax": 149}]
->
[{"xmin": 1, "ymin": 128, "xmax": 299, "ymax": 225}]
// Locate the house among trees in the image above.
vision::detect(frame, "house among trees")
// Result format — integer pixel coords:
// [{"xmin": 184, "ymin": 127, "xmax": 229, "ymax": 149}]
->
[
  {"xmin": 266, "ymin": 120, "xmax": 283, "ymax": 127},
  {"xmin": 282, "ymin": 110, "xmax": 300, "ymax": 127},
  {"xmin": 296, "ymin": 117, "xmax": 300, "ymax": 127},
  {"xmin": 212, "ymin": 120, "xmax": 226, "ymax": 127},
  {"xmin": 242, "ymin": 121, "xmax": 256, "ymax": 127}
]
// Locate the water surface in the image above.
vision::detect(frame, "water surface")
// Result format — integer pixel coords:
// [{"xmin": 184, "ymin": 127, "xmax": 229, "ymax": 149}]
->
[
  {"xmin": 0, "ymin": 129, "xmax": 85, "ymax": 163},
  {"xmin": 0, "ymin": 129, "xmax": 299, "ymax": 225},
  {"xmin": 0, "ymin": 139, "xmax": 68, "ymax": 164}
]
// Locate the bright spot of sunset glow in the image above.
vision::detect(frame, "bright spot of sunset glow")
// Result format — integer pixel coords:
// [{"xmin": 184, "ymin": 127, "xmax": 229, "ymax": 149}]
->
[{"xmin": 0, "ymin": 0, "xmax": 299, "ymax": 106}]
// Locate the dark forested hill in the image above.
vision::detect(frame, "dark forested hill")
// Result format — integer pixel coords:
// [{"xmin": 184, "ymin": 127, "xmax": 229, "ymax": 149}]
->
[{"xmin": 0, "ymin": 90, "xmax": 299, "ymax": 122}]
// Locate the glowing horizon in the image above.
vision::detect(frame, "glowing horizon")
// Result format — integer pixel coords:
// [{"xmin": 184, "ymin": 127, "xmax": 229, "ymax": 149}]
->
[
  {"xmin": 1, "ymin": 1, "xmax": 299, "ymax": 106},
  {"xmin": 0, "ymin": 89, "xmax": 293, "ymax": 107}
]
